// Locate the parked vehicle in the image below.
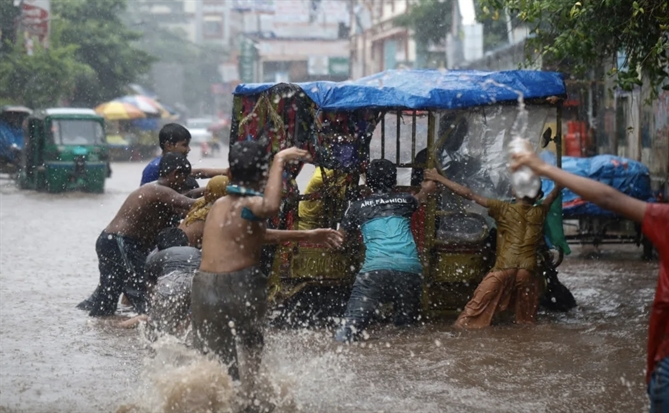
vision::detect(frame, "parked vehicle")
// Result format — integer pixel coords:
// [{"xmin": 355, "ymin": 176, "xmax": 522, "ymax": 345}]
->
[
  {"xmin": 186, "ymin": 118, "xmax": 215, "ymax": 144},
  {"xmin": 19, "ymin": 108, "xmax": 111, "ymax": 193},
  {"xmin": 0, "ymin": 105, "xmax": 32, "ymax": 175}
]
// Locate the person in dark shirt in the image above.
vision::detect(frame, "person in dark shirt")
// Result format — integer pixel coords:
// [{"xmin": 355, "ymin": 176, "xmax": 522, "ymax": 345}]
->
[{"xmin": 335, "ymin": 159, "xmax": 437, "ymax": 342}]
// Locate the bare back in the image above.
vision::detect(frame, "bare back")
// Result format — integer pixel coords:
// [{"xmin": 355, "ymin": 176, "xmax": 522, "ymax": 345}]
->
[
  {"xmin": 199, "ymin": 195, "xmax": 266, "ymax": 273},
  {"xmin": 105, "ymin": 183, "xmax": 188, "ymax": 248}
]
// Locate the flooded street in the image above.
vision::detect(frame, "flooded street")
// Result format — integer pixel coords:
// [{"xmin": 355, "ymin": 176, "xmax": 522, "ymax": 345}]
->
[{"xmin": 0, "ymin": 150, "xmax": 658, "ymax": 413}]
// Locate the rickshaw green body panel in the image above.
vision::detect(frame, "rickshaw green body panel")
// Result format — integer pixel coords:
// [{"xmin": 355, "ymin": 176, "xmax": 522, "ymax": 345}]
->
[{"xmin": 19, "ymin": 108, "xmax": 110, "ymax": 193}]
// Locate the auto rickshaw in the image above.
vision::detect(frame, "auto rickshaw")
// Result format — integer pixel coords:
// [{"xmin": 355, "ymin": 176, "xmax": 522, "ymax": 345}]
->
[
  {"xmin": 19, "ymin": 108, "xmax": 111, "ymax": 193},
  {"xmin": 0, "ymin": 105, "xmax": 32, "ymax": 175},
  {"xmin": 229, "ymin": 69, "xmax": 568, "ymax": 323}
]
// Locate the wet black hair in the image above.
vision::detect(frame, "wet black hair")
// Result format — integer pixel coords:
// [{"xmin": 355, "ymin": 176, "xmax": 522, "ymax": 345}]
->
[
  {"xmin": 228, "ymin": 141, "xmax": 269, "ymax": 185},
  {"xmin": 367, "ymin": 159, "xmax": 397, "ymax": 193},
  {"xmin": 159, "ymin": 152, "xmax": 191, "ymax": 178},
  {"xmin": 159, "ymin": 123, "xmax": 191, "ymax": 150},
  {"xmin": 156, "ymin": 228, "xmax": 189, "ymax": 250}
]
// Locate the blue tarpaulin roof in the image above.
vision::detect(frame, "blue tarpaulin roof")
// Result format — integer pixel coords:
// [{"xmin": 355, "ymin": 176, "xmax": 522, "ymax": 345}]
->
[{"xmin": 233, "ymin": 69, "xmax": 567, "ymax": 111}]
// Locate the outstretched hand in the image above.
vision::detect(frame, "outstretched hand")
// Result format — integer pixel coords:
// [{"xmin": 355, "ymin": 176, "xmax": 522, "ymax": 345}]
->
[
  {"xmin": 276, "ymin": 147, "xmax": 312, "ymax": 163},
  {"xmin": 308, "ymin": 229, "xmax": 344, "ymax": 249},
  {"xmin": 511, "ymin": 152, "xmax": 547, "ymax": 174}
]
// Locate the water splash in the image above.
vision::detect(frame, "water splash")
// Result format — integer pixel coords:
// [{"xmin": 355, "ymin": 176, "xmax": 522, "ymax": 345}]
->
[
  {"xmin": 481, "ymin": 78, "xmax": 528, "ymax": 141},
  {"xmin": 117, "ymin": 335, "xmax": 297, "ymax": 413}
]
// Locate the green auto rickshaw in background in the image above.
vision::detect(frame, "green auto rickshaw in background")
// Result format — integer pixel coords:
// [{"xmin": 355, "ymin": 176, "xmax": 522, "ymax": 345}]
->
[{"xmin": 19, "ymin": 108, "xmax": 111, "ymax": 193}]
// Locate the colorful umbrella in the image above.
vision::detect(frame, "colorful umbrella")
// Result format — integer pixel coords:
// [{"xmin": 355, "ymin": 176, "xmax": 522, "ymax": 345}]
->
[
  {"xmin": 94, "ymin": 102, "xmax": 146, "ymax": 120},
  {"xmin": 115, "ymin": 95, "xmax": 176, "ymax": 119},
  {"xmin": 115, "ymin": 95, "xmax": 162, "ymax": 116}
]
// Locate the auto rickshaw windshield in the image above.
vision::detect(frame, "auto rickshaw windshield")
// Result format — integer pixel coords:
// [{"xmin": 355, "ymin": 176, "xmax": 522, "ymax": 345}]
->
[{"xmin": 50, "ymin": 119, "xmax": 104, "ymax": 146}]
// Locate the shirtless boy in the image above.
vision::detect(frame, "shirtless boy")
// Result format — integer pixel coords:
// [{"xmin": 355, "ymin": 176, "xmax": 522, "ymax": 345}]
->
[
  {"xmin": 78, "ymin": 153, "xmax": 196, "ymax": 317},
  {"xmin": 425, "ymin": 168, "xmax": 562, "ymax": 328},
  {"xmin": 192, "ymin": 141, "xmax": 342, "ymax": 390}
]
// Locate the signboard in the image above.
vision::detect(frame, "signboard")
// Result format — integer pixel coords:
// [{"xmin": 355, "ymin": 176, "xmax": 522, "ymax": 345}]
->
[
  {"xmin": 239, "ymin": 40, "xmax": 255, "ymax": 83},
  {"xmin": 21, "ymin": 0, "xmax": 50, "ymax": 49},
  {"xmin": 328, "ymin": 57, "xmax": 349, "ymax": 77},
  {"xmin": 232, "ymin": 0, "xmax": 275, "ymax": 14}
]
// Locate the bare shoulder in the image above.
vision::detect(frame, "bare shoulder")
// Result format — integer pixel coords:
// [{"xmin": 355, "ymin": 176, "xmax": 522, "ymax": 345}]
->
[
  {"xmin": 143, "ymin": 183, "xmax": 182, "ymax": 200},
  {"xmin": 206, "ymin": 196, "xmax": 235, "ymax": 220}
]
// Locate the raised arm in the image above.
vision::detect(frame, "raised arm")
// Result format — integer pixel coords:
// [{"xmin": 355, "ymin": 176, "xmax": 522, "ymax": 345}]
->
[
  {"xmin": 247, "ymin": 147, "xmax": 311, "ymax": 219},
  {"xmin": 512, "ymin": 152, "xmax": 647, "ymax": 223},
  {"xmin": 264, "ymin": 228, "xmax": 343, "ymax": 249},
  {"xmin": 424, "ymin": 168, "xmax": 488, "ymax": 207},
  {"xmin": 541, "ymin": 185, "xmax": 563, "ymax": 208},
  {"xmin": 191, "ymin": 168, "xmax": 229, "ymax": 179}
]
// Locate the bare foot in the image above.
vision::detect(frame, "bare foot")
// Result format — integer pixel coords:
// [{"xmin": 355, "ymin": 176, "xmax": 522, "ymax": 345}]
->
[{"xmin": 116, "ymin": 315, "xmax": 149, "ymax": 329}]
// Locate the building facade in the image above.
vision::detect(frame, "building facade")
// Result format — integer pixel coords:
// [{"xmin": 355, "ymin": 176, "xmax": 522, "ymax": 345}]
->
[{"xmin": 349, "ymin": 0, "xmax": 416, "ymax": 79}]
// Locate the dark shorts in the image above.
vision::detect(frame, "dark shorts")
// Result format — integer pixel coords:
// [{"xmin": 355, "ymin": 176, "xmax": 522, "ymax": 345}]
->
[
  {"xmin": 88, "ymin": 231, "xmax": 150, "ymax": 316},
  {"xmin": 190, "ymin": 267, "xmax": 267, "ymax": 380}
]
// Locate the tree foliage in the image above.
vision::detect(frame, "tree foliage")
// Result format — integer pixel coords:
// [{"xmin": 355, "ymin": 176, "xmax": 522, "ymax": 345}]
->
[
  {"xmin": 395, "ymin": 0, "xmax": 509, "ymax": 53},
  {"xmin": 0, "ymin": 0, "xmax": 21, "ymax": 52},
  {"xmin": 0, "ymin": 0, "xmax": 153, "ymax": 108},
  {"xmin": 481, "ymin": 0, "xmax": 669, "ymax": 92},
  {"xmin": 0, "ymin": 41, "xmax": 91, "ymax": 108},
  {"xmin": 53, "ymin": 0, "xmax": 155, "ymax": 106},
  {"xmin": 395, "ymin": 0, "xmax": 452, "ymax": 48}
]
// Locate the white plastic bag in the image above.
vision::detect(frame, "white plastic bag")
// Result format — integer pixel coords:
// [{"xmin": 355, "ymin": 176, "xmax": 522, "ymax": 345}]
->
[{"xmin": 507, "ymin": 136, "xmax": 541, "ymax": 199}]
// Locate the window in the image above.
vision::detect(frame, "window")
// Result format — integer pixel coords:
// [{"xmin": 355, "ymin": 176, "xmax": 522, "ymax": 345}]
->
[
  {"xmin": 203, "ymin": 17, "xmax": 223, "ymax": 38},
  {"xmin": 50, "ymin": 120, "xmax": 104, "ymax": 146}
]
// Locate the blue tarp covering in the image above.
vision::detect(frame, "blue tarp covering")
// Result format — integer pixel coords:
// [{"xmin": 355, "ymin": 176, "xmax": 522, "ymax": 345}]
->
[
  {"xmin": 234, "ymin": 69, "xmax": 566, "ymax": 111},
  {"xmin": 540, "ymin": 152, "xmax": 655, "ymax": 217},
  {"xmin": 0, "ymin": 121, "xmax": 23, "ymax": 163}
]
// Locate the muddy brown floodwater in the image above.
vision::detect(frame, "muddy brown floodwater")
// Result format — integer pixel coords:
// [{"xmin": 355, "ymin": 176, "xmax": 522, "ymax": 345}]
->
[{"xmin": 0, "ymin": 149, "xmax": 658, "ymax": 413}]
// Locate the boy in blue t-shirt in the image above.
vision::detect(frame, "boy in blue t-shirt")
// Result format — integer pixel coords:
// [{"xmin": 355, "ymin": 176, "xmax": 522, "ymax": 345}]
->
[
  {"xmin": 335, "ymin": 159, "xmax": 436, "ymax": 342},
  {"xmin": 141, "ymin": 123, "xmax": 227, "ymax": 193}
]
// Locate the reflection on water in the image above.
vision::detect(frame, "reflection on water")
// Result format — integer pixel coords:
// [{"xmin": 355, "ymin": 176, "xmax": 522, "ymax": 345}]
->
[{"xmin": 0, "ymin": 155, "xmax": 657, "ymax": 412}]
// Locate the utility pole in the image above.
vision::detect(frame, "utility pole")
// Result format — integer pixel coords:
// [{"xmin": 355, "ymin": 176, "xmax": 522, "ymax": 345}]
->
[{"xmin": 195, "ymin": 0, "xmax": 203, "ymax": 44}]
